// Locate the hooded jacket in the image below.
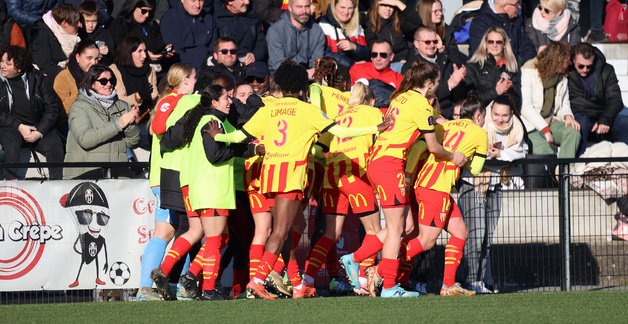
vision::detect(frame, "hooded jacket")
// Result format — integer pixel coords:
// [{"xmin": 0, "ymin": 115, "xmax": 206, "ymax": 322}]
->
[
  {"xmin": 266, "ymin": 11, "xmax": 326, "ymax": 72},
  {"xmin": 213, "ymin": 0, "xmax": 267, "ymax": 62},
  {"xmin": 568, "ymin": 48, "xmax": 624, "ymax": 127},
  {"xmin": 160, "ymin": 1, "xmax": 218, "ymax": 70},
  {"xmin": 318, "ymin": 4, "xmax": 369, "ymax": 67}
]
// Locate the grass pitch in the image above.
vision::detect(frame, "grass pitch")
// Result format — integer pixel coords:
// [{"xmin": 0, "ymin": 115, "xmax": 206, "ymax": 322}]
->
[{"xmin": 3, "ymin": 290, "xmax": 628, "ymax": 323}]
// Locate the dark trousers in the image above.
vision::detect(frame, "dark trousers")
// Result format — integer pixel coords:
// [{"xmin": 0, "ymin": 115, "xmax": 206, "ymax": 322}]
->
[
  {"xmin": 575, "ymin": 113, "xmax": 628, "ymax": 157},
  {"xmin": 0, "ymin": 128, "xmax": 64, "ymax": 180}
]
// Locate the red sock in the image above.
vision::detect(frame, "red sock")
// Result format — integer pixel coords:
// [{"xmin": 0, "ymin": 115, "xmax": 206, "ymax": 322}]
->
[
  {"xmin": 305, "ymin": 236, "xmax": 334, "ymax": 279},
  {"xmin": 273, "ymin": 255, "xmax": 285, "ymax": 273},
  {"xmin": 249, "ymin": 244, "xmax": 265, "ymax": 280},
  {"xmin": 359, "ymin": 254, "xmax": 376, "ymax": 278},
  {"xmin": 231, "ymin": 268, "xmax": 248, "ymax": 297},
  {"xmin": 161, "ymin": 237, "xmax": 192, "ymax": 275},
  {"xmin": 326, "ymin": 248, "xmax": 340, "ymax": 277},
  {"xmin": 287, "ymin": 258, "xmax": 301, "ymax": 287},
  {"xmin": 292, "ymin": 230, "xmax": 302, "ymax": 248},
  {"xmin": 201, "ymin": 236, "xmax": 222, "ymax": 291},
  {"xmin": 187, "ymin": 245, "xmax": 206, "ymax": 277},
  {"xmin": 254, "ymin": 251, "xmax": 279, "ymax": 282},
  {"xmin": 404, "ymin": 237, "xmax": 425, "ymax": 261},
  {"xmin": 397, "ymin": 256, "xmax": 414, "ymax": 287},
  {"xmin": 353, "ymin": 234, "xmax": 383, "ymax": 263},
  {"xmin": 443, "ymin": 236, "xmax": 465, "ymax": 287},
  {"xmin": 379, "ymin": 258, "xmax": 399, "ymax": 290}
]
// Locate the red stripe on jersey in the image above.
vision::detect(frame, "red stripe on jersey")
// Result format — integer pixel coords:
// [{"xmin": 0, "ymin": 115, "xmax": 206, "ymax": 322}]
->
[
  {"xmin": 425, "ymin": 162, "xmax": 445, "ymax": 189},
  {"xmin": 265, "ymin": 164, "xmax": 276, "ymax": 193},
  {"xmin": 417, "ymin": 163, "xmax": 434, "ymax": 186},
  {"xmin": 293, "ymin": 158, "xmax": 308, "ymax": 170},
  {"xmin": 327, "ymin": 162, "xmax": 337, "ymax": 189},
  {"xmin": 278, "ymin": 162, "xmax": 289, "ymax": 192}
]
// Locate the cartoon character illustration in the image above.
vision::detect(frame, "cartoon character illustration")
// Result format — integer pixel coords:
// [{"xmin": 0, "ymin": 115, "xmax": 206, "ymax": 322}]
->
[{"xmin": 60, "ymin": 182, "xmax": 110, "ymax": 288}]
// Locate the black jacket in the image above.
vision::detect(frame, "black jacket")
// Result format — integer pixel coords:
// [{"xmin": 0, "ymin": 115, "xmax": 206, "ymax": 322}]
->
[
  {"xmin": 108, "ymin": 18, "xmax": 165, "ymax": 55},
  {"xmin": 196, "ymin": 56, "xmax": 246, "ymax": 91},
  {"xmin": 252, "ymin": 0, "xmax": 285, "ymax": 23},
  {"xmin": 465, "ymin": 53, "xmax": 522, "ymax": 112},
  {"xmin": 363, "ymin": 6, "xmax": 421, "ymax": 63},
  {"xmin": 568, "ymin": 49, "xmax": 624, "ymax": 127},
  {"xmin": 213, "ymin": 0, "xmax": 267, "ymax": 62},
  {"xmin": 29, "ymin": 18, "xmax": 66, "ymax": 81},
  {"xmin": 199, "ymin": 108, "xmax": 256, "ymax": 164},
  {"xmin": 80, "ymin": 26, "xmax": 116, "ymax": 66},
  {"xmin": 0, "ymin": 70, "xmax": 59, "ymax": 136}
]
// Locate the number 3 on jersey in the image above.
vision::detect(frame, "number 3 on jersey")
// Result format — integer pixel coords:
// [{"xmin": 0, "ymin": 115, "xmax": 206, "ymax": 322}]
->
[{"xmin": 274, "ymin": 119, "xmax": 288, "ymax": 147}]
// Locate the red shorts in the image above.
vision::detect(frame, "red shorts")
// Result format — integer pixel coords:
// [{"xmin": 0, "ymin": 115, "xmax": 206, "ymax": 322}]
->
[
  {"xmin": 181, "ymin": 185, "xmax": 199, "ymax": 217},
  {"xmin": 415, "ymin": 186, "xmax": 461, "ymax": 229},
  {"xmin": 321, "ymin": 175, "xmax": 378, "ymax": 216},
  {"xmin": 248, "ymin": 190, "xmax": 271, "ymax": 214},
  {"xmin": 266, "ymin": 190, "xmax": 304, "ymax": 207},
  {"xmin": 198, "ymin": 208, "xmax": 229, "ymax": 217},
  {"xmin": 366, "ymin": 156, "xmax": 407, "ymax": 208}
]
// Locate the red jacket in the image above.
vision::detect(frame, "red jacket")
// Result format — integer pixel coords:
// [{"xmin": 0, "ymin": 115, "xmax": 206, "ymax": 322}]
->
[{"xmin": 349, "ymin": 62, "xmax": 403, "ymax": 89}]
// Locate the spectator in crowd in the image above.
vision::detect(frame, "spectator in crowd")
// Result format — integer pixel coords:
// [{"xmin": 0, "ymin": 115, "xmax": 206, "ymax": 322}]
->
[
  {"xmin": 109, "ymin": 35, "xmax": 158, "ymax": 150},
  {"xmin": 244, "ymin": 61, "xmax": 271, "ymax": 97},
  {"xmin": 0, "ymin": 7, "xmax": 27, "ymax": 47},
  {"xmin": 234, "ymin": 82, "xmax": 254, "ymax": 102},
  {"xmin": 521, "ymin": 41, "xmax": 580, "ymax": 158},
  {"xmin": 160, "ymin": 0, "xmax": 218, "ymax": 71},
  {"xmin": 197, "ymin": 37, "xmax": 246, "ymax": 89},
  {"xmin": 266, "ymin": 0, "xmax": 325, "ymax": 75},
  {"xmin": 465, "ymin": 26, "xmax": 522, "ymax": 112},
  {"xmin": 318, "ymin": 0, "xmax": 368, "ymax": 68},
  {"xmin": 253, "ymin": 0, "xmax": 288, "ymax": 23},
  {"xmin": 111, "ymin": 0, "xmax": 170, "ymax": 22},
  {"xmin": 349, "ymin": 39, "xmax": 403, "ymax": 88},
  {"xmin": 30, "ymin": 3, "xmax": 81, "ymax": 82},
  {"xmin": 78, "ymin": 1, "xmax": 115, "ymax": 66},
  {"xmin": 525, "ymin": 0, "xmax": 580, "ymax": 53},
  {"xmin": 64, "ymin": 0, "xmax": 110, "ymax": 26},
  {"xmin": 585, "ymin": 0, "xmax": 606, "ymax": 42},
  {"xmin": 469, "ymin": 0, "xmax": 536, "ymax": 63},
  {"xmin": 64, "ymin": 64, "xmax": 141, "ymax": 179},
  {"xmin": 0, "ymin": 45, "xmax": 64, "ymax": 180},
  {"xmin": 54, "ymin": 39, "xmax": 101, "ymax": 128},
  {"xmin": 569, "ymin": 42, "xmax": 628, "ymax": 157},
  {"xmin": 213, "ymin": 0, "xmax": 267, "ymax": 66},
  {"xmin": 458, "ymin": 94, "xmax": 528, "ymax": 294},
  {"xmin": 6, "ymin": 0, "xmax": 60, "ymax": 27},
  {"xmin": 363, "ymin": 0, "xmax": 421, "ymax": 73},
  {"xmin": 108, "ymin": 0, "xmax": 173, "ymax": 66},
  {"xmin": 402, "ymin": 26, "xmax": 467, "ymax": 119},
  {"xmin": 417, "ymin": 0, "xmax": 464, "ymax": 61}
]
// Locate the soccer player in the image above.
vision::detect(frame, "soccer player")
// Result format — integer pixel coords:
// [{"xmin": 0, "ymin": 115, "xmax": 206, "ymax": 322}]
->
[
  {"xmin": 398, "ymin": 95, "xmax": 489, "ymax": 296},
  {"xmin": 341, "ymin": 61, "xmax": 467, "ymax": 298},
  {"xmin": 303, "ymin": 82, "xmax": 383, "ymax": 295},
  {"xmin": 138, "ymin": 64, "xmax": 197, "ymax": 301},
  {"xmin": 206, "ymin": 62, "xmax": 392, "ymax": 300}
]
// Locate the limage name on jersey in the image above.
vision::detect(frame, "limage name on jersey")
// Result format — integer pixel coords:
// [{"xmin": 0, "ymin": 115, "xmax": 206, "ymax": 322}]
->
[
  {"xmin": 266, "ymin": 152, "xmax": 290, "ymax": 158},
  {"xmin": 270, "ymin": 107, "xmax": 297, "ymax": 117},
  {"xmin": 331, "ymin": 92, "xmax": 349, "ymax": 104}
]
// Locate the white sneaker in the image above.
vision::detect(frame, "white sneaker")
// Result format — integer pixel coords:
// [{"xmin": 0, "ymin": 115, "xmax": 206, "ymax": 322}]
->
[
  {"xmin": 469, "ymin": 281, "xmax": 493, "ymax": 294},
  {"xmin": 414, "ymin": 282, "xmax": 427, "ymax": 295}
]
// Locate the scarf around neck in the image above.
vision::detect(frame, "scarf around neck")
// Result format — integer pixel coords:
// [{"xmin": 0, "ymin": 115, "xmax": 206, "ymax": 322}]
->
[
  {"xmin": 51, "ymin": 18, "xmax": 80, "ymax": 66},
  {"xmin": 79, "ymin": 88, "xmax": 118, "ymax": 111},
  {"xmin": 541, "ymin": 74, "xmax": 562, "ymax": 118},
  {"xmin": 532, "ymin": 7, "xmax": 571, "ymax": 42}
]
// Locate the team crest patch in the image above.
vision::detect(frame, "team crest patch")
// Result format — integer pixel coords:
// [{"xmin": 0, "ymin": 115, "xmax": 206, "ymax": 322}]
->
[
  {"xmin": 440, "ymin": 212, "xmax": 447, "ymax": 223},
  {"xmin": 400, "ymin": 187, "xmax": 406, "ymax": 197},
  {"xmin": 428, "ymin": 116, "xmax": 434, "ymax": 126},
  {"xmin": 85, "ymin": 189, "xmax": 94, "ymax": 204}
]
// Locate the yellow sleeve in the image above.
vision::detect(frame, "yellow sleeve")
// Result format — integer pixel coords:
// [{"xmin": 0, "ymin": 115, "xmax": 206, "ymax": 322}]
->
[
  {"xmin": 464, "ymin": 129, "xmax": 488, "ymax": 175},
  {"xmin": 309, "ymin": 84, "xmax": 322, "ymax": 110},
  {"xmin": 214, "ymin": 130, "xmax": 248, "ymax": 143},
  {"xmin": 328, "ymin": 124, "xmax": 378, "ymax": 139},
  {"xmin": 405, "ymin": 139, "xmax": 428, "ymax": 175},
  {"xmin": 413, "ymin": 102, "xmax": 435, "ymax": 133}
]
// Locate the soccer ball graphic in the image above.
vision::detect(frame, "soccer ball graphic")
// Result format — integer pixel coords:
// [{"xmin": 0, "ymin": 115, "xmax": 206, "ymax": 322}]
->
[{"xmin": 109, "ymin": 262, "xmax": 131, "ymax": 286}]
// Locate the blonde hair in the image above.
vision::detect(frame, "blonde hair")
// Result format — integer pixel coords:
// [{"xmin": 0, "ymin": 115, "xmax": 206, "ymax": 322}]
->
[
  {"xmin": 468, "ymin": 27, "xmax": 518, "ymax": 73},
  {"xmin": 331, "ymin": 0, "xmax": 360, "ymax": 37},
  {"xmin": 148, "ymin": 63, "xmax": 194, "ymax": 135},
  {"xmin": 540, "ymin": 0, "xmax": 566, "ymax": 13},
  {"xmin": 349, "ymin": 82, "xmax": 374, "ymax": 108}
]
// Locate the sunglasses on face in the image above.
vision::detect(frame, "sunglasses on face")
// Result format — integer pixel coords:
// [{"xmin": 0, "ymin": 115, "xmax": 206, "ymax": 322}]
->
[
  {"xmin": 370, "ymin": 52, "xmax": 389, "ymax": 59},
  {"xmin": 537, "ymin": 5, "xmax": 554, "ymax": 14},
  {"xmin": 75, "ymin": 209, "xmax": 110, "ymax": 226},
  {"xmin": 245, "ymin": 76, "xmax": 266, "ymax": 84},
  {"xmin": 140, "ymin": 8, "xmax": 152, "ymax": 15},
  {"xmin": 577, "ymin": 64, "xmax": 594, "ymax": 70},
  {"xmin": 487, "ymin": 39, "xmax": 504, "ymax": 45},
  {"xmin": 95, "ymin": 78, "xmax": 115, "ymax": 86},
  {"xmin": 419, "ymin": 40, "xmax": 438, "ymax": 46},
  {"xmin": 218, "ymin": 49, "xmax": 237, "ymax": 55}
]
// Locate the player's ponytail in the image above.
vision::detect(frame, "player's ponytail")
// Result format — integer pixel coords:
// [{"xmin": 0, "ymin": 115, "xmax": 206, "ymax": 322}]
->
[
  {"xmin": 459, "ymin": 91, "xmax": 484, "ymax": 120},
  {"xmin": 391, "ymin": 61, "xmax": 439, "ymax": 101},
  {"xmin": 182, "ymin": 84, "xmax": 224, "ymax": 145},
  {"xmin": 349, "ymin": 82, "xmax": 374, "ymax": 108}
]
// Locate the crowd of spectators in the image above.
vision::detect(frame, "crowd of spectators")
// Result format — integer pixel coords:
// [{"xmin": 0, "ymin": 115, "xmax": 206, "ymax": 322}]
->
[{"xmin": 0, "ymin": 0, "xmax": 626, "ymax": 181}]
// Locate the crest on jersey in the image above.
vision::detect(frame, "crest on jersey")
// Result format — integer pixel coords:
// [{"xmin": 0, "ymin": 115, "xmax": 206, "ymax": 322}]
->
[{"xmin": 428, "ymin": 116, "xmax": 434, "ymax": 126}]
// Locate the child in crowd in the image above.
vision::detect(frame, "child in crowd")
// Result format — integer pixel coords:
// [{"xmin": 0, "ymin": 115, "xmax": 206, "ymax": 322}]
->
[{"xmin": 79, "ymin": 1, "xmax": 115, "ymax": 65}]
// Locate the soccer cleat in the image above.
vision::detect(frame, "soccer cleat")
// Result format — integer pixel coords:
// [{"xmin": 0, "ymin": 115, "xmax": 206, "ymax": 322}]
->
[
  {"xmin": 440, "ymin": 282, "xmax": 477, "ymax": 296},
  {"xmin": 265, "ymin": 270, "xmax": 292, "ymax": 297},
  {"xmin": 176, "ymin": 285, "xmax": 194, "ymax": 301},
  {"xmin": 215, "ymin": 281, "xmax": 231, "ymax": 300},
  {"xmin": 329, "ymin": 277, "xmax": 352, "ymax": 296},
  {"xmin": 200, "ymin": 289, "xmax": 226, "ymax": 301},
  {"xmin": 246, "ymin": 281, "xmax": 276, "ymax": 300},
  {"xmin": 469, "ymin": 281, "xmax": 493, "ymax": 294},
  {"xmin": 136, "ymin": 286, "xmax": 162, "ymax": 301},
  {"xmin": 339, "ymin": 254, "xmax": 361, "ymax": 289},
  {"xmin": 178, "ymin": 272, "xmax": 201, "ymax": 300},
  {"xmin": 380, "ymin": 284, "xmax": 421, "ymax": 298},
  {"xmin": 292, "ymin": 285, "xmax": 317, "ymax": 299},
  {"xmin": 365, "ymin": 265, "xmax": 382, "ymax": 297},
  {"xmin": 414, "ymin": 282, "xmax": 427, "ymax": 295},
  {"xmin": 150, "ymin": 267, "xmax": 175, "ymax": 301}
]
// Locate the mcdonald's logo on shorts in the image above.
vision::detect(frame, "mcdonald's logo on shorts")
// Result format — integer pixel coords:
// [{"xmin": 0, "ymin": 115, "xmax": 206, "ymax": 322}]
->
[
  {"xmin": 324, "ymin": 192, "xmax": 335, "ymax": 208},
  {"xmin": 376, "ymin": 185, "xmax": 387, "ymax": 201},
  {"xmin": 348, "ymin": 193, "xmax": 367, "ymax": 208}
]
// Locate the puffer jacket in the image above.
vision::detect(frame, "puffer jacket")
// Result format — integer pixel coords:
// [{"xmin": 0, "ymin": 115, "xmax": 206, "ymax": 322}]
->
[
  {"xmin": 465, "ymin": 53, "xmax": 522, "ymax": 111},
  {"xmin": 6, "ymin": 0, "xmax": 60, "ymax": 27},
  {"xmin": 64, "ymin": 92, "xmax": 140, "ymax": 179}
]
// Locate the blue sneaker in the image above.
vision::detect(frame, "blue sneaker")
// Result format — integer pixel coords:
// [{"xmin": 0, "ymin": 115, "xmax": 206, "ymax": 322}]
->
[
  {"xmin": 381, "ymin": 284, "xmax": 420, "ymax": 298},
  {"xmin": 329, "ymin": 277, "xmax": 352, "ymax": 296},
  {"xmin": 340, "ymin": 254, "xmax": 360, "ymax": 289}
]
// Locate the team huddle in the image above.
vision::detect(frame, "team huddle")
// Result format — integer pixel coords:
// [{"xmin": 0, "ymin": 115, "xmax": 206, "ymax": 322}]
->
[{"xmin": 139, "ymin": 57, "xmax": 489, "ymax": 301}]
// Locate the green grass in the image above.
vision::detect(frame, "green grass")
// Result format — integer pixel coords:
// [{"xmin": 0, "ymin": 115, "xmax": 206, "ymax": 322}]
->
[{"xmin": 4, "ymin": 291, "xmax": 628, "ymax": 323}]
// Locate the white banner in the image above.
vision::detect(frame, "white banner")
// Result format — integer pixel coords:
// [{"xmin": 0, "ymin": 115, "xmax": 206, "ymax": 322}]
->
[{"xmin": 0, "ymin": 180, "xmax": 155, "ymax": 291}]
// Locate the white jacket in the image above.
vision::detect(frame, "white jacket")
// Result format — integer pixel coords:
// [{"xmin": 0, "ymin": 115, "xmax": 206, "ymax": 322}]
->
[{"xmin": 520, "ymin": 58, "xmax": 574, "ymax": 133}]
